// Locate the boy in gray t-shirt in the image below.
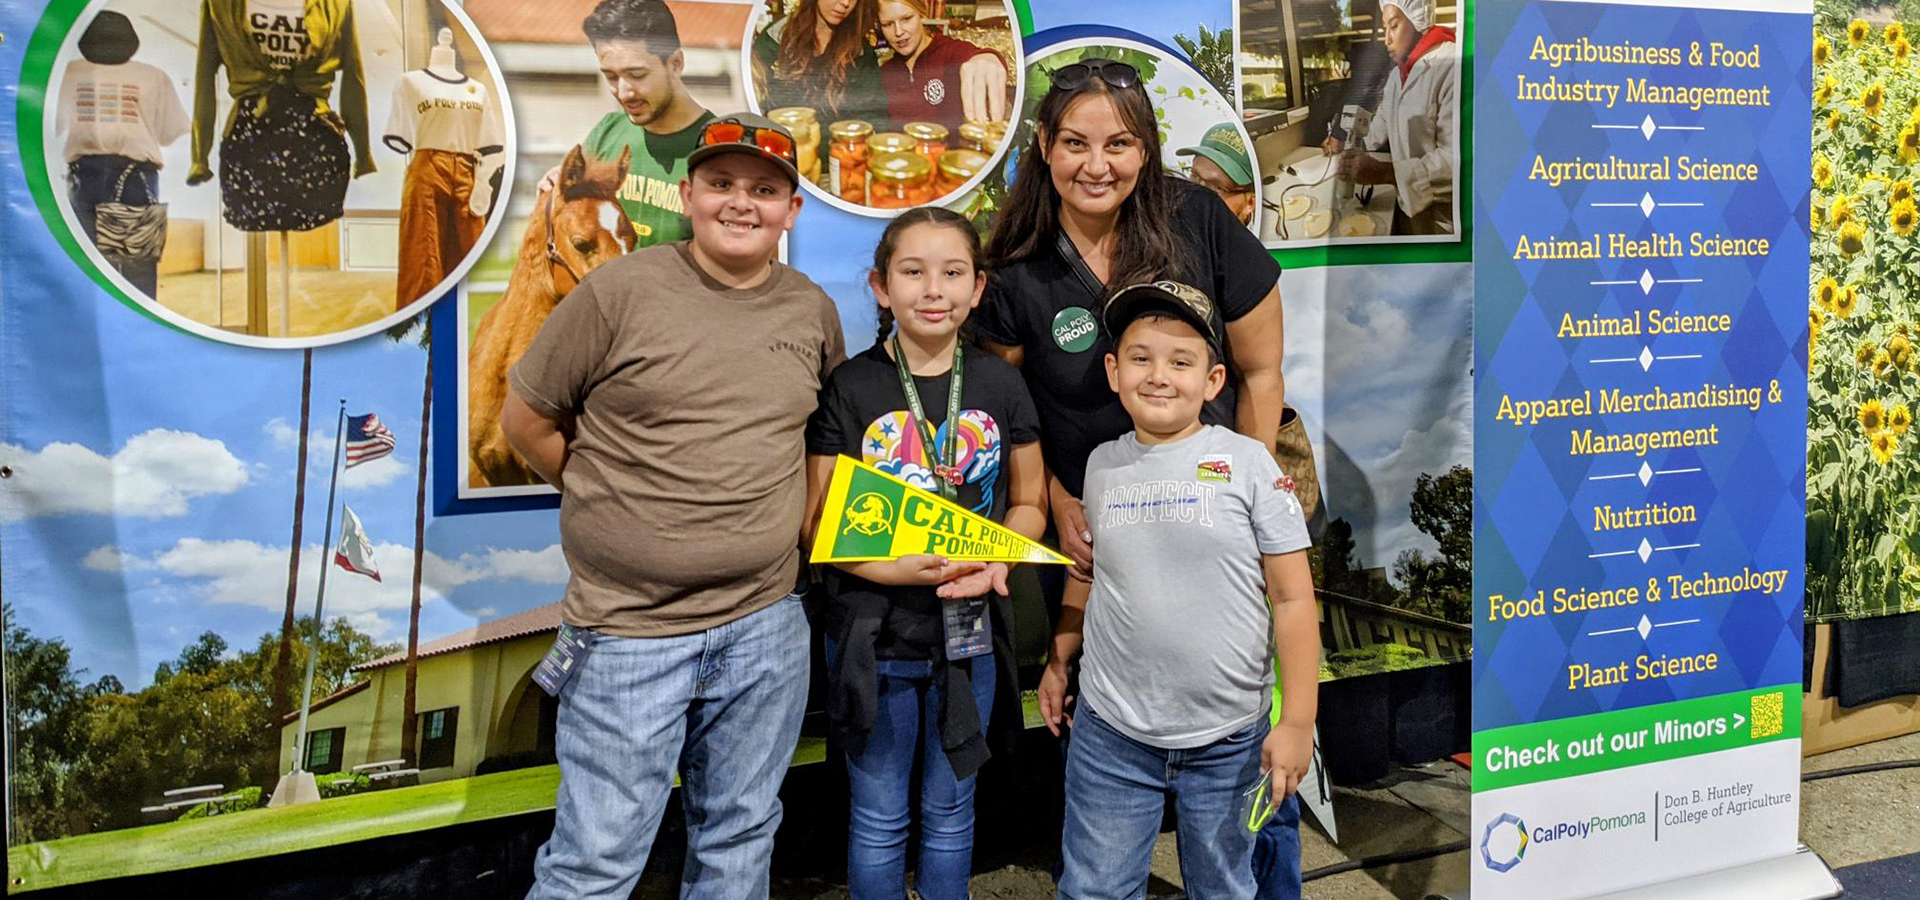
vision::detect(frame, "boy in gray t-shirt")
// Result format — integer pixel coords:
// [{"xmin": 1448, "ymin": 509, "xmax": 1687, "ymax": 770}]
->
[{"xmin": 1044, "ymin": 281, "xmax": 1318, "ymax": 900}]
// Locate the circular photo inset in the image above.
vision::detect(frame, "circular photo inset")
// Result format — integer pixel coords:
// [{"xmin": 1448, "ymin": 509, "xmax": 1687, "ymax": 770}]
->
[
  {"xmin": 41, "ymin": 0, "xmax": 517, "ymax": 348},
  {"xmin": 742, "ymin": 0, "xmax": 1024, "ymax": 216},
  {"xmin": 982, "ymin": 36, "xmax": 1263, "ymax": 238}
]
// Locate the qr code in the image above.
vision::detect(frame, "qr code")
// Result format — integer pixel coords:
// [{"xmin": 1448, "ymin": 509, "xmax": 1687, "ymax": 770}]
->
[{"xmin": 1751, "ymin": 691, "xmax": 1784, "ymax": 739}]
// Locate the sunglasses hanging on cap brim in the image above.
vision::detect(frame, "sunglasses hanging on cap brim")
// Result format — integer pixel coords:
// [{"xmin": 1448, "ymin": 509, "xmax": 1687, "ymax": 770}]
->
[{"xmin": 699, "ymin": 120, "xmax": 798, "ymax": 164}]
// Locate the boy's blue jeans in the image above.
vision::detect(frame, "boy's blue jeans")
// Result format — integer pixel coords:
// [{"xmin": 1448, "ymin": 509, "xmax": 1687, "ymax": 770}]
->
[
  {"xmin": 1251, "ymin": 793, "xmax": 1304, "ymax": 900},
  {"xmin": 836, "ymin": 652, "xmax": 995, "ymax": 900},
  {"xmin": 526, "ymin": 590, "xmax": 809, "ymax": 900},
  {"xmin": 1059, "ymin": 702, "xmax": 1266, "ymax": 900}
]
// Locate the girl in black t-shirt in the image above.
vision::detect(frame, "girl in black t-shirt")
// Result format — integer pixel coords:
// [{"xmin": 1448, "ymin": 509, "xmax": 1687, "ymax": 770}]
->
[{"xmin": 803, "ymin": 207, "xmax": 1044, "ymax": 900}]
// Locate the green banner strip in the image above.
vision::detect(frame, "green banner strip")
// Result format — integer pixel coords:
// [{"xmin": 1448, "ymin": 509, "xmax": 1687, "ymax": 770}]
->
[{"xmin": 1473, "ymin": 684, "xmax": 1802, "ymax": 792}]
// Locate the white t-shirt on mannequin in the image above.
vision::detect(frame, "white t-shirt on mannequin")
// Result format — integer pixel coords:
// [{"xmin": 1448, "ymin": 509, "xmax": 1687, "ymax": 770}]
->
[{"xmin": 56, "ymin": 60, "xmax": 189, "ymax": 164}]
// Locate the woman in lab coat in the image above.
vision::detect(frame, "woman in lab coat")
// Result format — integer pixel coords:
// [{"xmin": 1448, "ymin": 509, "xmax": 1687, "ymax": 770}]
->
[{"xmin": 1328, "ymin": 0, "xmax": 1457, "ymax": 235}]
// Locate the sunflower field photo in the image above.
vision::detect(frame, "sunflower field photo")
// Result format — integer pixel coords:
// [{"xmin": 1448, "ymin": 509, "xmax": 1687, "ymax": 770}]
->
[{"xmin": 1807, "ymin": 13, "xmax": 1920, "ymax": 619}]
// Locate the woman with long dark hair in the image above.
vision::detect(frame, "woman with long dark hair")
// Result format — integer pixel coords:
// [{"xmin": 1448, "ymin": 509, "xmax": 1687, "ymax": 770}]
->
[
  {"xmin": 977, "ymin": 58, "xmax": 1288, "ymax": 581},
  {"xmin": 972, "ymin": 57, "xmax": 1297, "ymax": 896},
  {"xmin": 753, "ymin": 0, "xmax": 886, "ymax": 126}
]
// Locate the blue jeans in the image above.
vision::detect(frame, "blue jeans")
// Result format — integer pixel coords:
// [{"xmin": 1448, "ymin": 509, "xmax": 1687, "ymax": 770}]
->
[
  {"xmin": 830, "ymin": 647, "xmax": 995, "ymax": 900},
  {"xmin": 527, "ymin": 591, "xmax": 810, "ymax": 900},
  {"xmin": 1059, "ymin": 703, "xmax": 1266, "ymax": 900},
  {"xmin": 1250, "ymin": 794, "xmax": 1302, "ymax": 900}
]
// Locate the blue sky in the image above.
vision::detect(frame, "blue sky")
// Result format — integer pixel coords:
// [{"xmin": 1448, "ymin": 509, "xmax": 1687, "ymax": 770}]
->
[
  {"xmin": 1026, "ymin": 0, "xmax": 1236, "ymax": 50},
  {"xmin": 0, "ymin": 249, "xmax": 568, "ymax": 689}
]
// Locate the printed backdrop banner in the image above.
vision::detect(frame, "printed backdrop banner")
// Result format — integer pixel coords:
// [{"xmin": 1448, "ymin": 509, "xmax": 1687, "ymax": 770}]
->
[
  {"xmin": 1471, "ymin": 0, "xmax": 1809, "ymax": 897},
  {"xmin": 3, "ymin": 0, "xmax": 1471, "ymax": 889}
]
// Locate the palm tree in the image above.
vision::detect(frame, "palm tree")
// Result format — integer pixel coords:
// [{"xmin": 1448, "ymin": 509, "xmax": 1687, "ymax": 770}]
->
[
  {"xmin": 270, "ymin": 348, "xmax": 313, "ymax": 776},
  {"xmin": 385, "ymin": 314, "xmax": 432, "ymax": 765}
]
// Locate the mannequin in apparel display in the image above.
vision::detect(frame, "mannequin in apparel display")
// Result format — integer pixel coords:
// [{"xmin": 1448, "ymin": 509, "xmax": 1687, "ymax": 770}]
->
[
  {"xmin": 57, "ymin": 11, "xmax": 188, "ymax": 297},
  {"xmin": 187, "ymin": 0, "xmax": 376, "ymax": 232},
  {"xmin": 386, "ymin": 28, "xmax": 504, "ymax": 307}
]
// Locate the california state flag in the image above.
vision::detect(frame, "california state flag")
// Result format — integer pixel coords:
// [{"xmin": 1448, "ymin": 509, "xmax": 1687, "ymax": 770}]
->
[{"xmin": 334, "ymin": 506, "xmax": 382, "ymax": 582}]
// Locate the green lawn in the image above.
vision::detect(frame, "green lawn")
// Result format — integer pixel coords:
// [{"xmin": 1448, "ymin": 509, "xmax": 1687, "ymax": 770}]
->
[
  {"xmin": 8, "ymin": 698, "xmax": 1051, "ymax": 893},
  {"xmin": 7, "ymin": 736, "xmax": 830, "ymax": 893}
]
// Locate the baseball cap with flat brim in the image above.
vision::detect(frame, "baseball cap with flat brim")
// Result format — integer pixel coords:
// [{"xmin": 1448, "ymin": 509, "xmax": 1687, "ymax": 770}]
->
[
  {"xmin": 1176, "ymin": 122, "xmax": 1255, "ymax": 188},
  {"xmin": 1102, "ymin": 280, "xmax": 1224, "ymax": 359},
  {"xmin": 686, "ymin": 112, "xmax": 801, "ymax": 187}
]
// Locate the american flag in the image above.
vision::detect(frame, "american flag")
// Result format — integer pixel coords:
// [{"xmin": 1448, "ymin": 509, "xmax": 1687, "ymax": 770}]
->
[{"xmin": 345, "ymin": 413, "xmax": 396, "ymax": 468}]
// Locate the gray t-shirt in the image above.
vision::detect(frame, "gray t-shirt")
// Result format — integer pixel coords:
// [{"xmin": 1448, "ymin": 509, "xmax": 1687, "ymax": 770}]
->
[{"xmin": 1079, "ymin": 425, "xmax": 1313, "ymax": 749}]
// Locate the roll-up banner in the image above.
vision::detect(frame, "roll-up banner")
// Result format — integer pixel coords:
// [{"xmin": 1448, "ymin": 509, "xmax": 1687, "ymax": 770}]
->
[{"xmin": 1471, "ymin": 0, "xmax": 1828, "ymax": 896}]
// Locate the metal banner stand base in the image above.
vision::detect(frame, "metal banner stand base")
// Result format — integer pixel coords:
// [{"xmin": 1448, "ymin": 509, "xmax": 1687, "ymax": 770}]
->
[{"xmin": 1427, "ymin": 844, "xmax": 1841, "ymax": 900}]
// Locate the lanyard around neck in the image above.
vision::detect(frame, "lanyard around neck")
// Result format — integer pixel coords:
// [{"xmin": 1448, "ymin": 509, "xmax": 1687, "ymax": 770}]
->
[{"xmin": 891, "ymin": 336, "xmax": 965, "ymax": 500}]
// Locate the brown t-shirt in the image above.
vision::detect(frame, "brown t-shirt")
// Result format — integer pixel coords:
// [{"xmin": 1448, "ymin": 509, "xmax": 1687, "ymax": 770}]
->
[{"xmin": 509, "ymin": 242, "xmax": 846, "ymax": 637}]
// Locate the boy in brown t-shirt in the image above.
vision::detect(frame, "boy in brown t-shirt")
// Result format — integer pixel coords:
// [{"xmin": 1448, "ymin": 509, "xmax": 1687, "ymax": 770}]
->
[{"xmin": 505, "ymin": 112, "xmax": 845, "ymax": 900}]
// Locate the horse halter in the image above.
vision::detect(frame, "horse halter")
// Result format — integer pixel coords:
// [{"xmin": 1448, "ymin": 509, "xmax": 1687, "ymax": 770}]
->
[{"xmin": 542, "ymin": 190, "xmax": 588, "ymax": 290}]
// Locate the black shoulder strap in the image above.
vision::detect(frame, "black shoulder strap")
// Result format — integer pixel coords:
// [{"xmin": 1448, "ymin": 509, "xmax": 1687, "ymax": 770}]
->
[{"xmin": 1055, "ymin": 231, "xmax": 1108, "ymax": 304}]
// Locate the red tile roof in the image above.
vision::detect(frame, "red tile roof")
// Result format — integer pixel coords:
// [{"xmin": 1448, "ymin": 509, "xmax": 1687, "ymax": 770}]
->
[
  {"xmin": 354, "ymin": 603, "xmax": 565, "ymax": 672},
  {"xmin": 466, "ymin": 0, "xmax": 751, "ymax": 49}
]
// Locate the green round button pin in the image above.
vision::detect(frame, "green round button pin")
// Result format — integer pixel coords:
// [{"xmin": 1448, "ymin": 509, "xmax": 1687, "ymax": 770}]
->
[{"xmin": 1051, "ymin": 306, "xmax": 1098, "ymax": 353}]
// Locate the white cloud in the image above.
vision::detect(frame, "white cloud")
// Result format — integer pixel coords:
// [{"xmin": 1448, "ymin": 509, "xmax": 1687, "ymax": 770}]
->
[
  {"xmin": 263, "ymin": 418, "xmax": 305, "ymax": 451},
  {"xmin": 83, "ymin": 545, "xmax": 145, "ymax": 572},
  {"xmin": 95, "ymin": 538, "xmax": 571, "ymax": 626},
  {"xmin": 1, "ymin": 429, "xmax": 250, "ymax": 522},
  {"xmin": 469, "ymin": 545, "xmax": 571, "ymax": 585},
  {"xmin": 340, "ymin": 454, "xmax": 409, "ymax": 490}
]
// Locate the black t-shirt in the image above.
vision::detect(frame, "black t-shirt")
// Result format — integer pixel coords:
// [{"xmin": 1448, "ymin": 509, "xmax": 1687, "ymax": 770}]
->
[
  {"xmin": 973, "ymin": 178, "xmax": 1282, "ymax": 497},
  {"xmin": 807, "ymin": 343, "xmax": 1042, "ymax": 657}
]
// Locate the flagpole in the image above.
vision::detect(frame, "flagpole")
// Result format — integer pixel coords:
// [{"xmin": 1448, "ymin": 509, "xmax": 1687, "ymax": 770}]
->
[{"xmin": 293, "ymin": 400, "xmax": 347, "ymax": 774}]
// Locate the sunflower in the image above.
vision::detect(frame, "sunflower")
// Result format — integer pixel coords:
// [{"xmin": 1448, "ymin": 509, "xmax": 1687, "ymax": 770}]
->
[
  {"xmin": 1815, "ymin": 34, "xmax": 1832, "ymax": 66},
  {"xmin": 1838, "ymin": 284, "xmax": 1860, "ymax": 318},
  {"xmin": 1893, "ymin": 333, "xmax": 1916, "ymax": 369},
  {"xmin": 1874, "ymin": 349, "xmax": 1896, "ymax": 379},
  {"xmin": 1850, "ymin": 19, "xmax": 1871, "ymax": 47},
  {"xmin": 1839, "ymin": 221, "xmax": 1867, "ymax": 256},
  {"xmin": 1814, "ymin": 154, "xmax": 1833, "ymax": 188},
  {"xmin": 1811, "ymin": 306, "xmax": 1826, "ymax": 354},
  {"xmin": 1898, "ymin": 38, "xmax": 1913, "ymax": 64},
  {"xmin": 1873, "ymin": 430, "xmax": 1899, "ymax": 465},
  {"xmin": 1862, "ymin": 398, "xmax": 1888, "ymax": 434},
  {"xmin": 1901, "ymin": 123, "xmax": 1920, "ymax": 165},
  {"xmin": 1893, "ymin": 404, "xmax": 1914, "ymax": 435},
  {"xmin": 1817, "ymin": 76, "xmax": 1837, "ymax": 106},
  {"xmin": 1816, "ymin": 276, "xmax": 1841, "ymax": 311},
  {"xmin": 1861, "ymin": 82, "xmax": 1887, "ymax": 118},
  {"xmin": 1858, "ymin": 338, "xmax": 1880, "ymax": 365},
  {"xmin": 1828, "ymin": 109, "xmax": 1844, "ymax": 132},
  {"xmin": 1895, "ymin": 181, "xmax": 1915, "ymax": 206},
  {"xmin": 1894, "ymin": 200, "xmax": 1919, "ymax": 237},
  {"xmin": 1888, "ymin": 22, "xmax": 1906, "ymax": 47},
  {"xmin": 1831, "ymin": 194, "xmax": 1855, "ymax": 228}
]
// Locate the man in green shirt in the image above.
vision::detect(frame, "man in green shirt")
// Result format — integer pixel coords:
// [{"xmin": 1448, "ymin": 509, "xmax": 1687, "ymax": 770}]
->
[{"xmin": 541, "ymin": 0, "xmax": 714, "ymax": 246}]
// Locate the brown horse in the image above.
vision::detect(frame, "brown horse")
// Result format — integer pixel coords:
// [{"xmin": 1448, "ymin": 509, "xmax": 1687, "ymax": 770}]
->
[{"xmin": 468, "ymin": 145, "xmax": 637, "ymax": 488}]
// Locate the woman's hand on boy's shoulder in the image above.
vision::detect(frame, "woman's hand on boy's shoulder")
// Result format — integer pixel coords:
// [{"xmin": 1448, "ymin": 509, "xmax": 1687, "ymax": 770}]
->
[{"xmin": 1263, "ymin": 720, "xmax": 1314, "ymax": 804}]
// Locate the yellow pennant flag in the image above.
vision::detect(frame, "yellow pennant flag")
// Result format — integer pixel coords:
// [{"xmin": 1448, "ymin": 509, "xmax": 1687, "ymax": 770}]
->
[{"xmin": 812, "ymin": 455, "xmax": 1070, "ymax": 565}]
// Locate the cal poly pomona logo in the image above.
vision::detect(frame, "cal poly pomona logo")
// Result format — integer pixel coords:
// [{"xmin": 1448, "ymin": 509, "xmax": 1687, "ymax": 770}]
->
[{"xmin": 1480, "ymin": 812, "xmax": 1529, "ymax": 873}]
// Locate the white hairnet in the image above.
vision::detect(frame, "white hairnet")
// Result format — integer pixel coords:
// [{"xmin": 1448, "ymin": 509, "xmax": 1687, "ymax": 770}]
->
[{"xmin": 1381, "ymin": 0, "xmax": 1433, "ymax": 32}]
